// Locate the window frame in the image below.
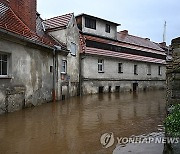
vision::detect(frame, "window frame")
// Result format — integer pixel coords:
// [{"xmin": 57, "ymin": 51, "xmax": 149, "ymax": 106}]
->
[
  {"xmin": 134, "ymin": 64, "xmax": 138, "ymax": 75},
  {"xmin": 98, "ymin": 59, "xmax": 104, "ymax": 73},
  {"xmin": 85, "ymin": 17, "xmax": 96, "ymax": 30},
  {"xmin": 105, "ymin": 24, "xmax": 111, "ymax": 33},
  {"xmin": 0, "ymin": 53, "xmax": 9, "ymax": 77},
  {"xmin": 70, "ymin": 42, "xmax": 77, "ymax": 56},
  {"xmin": 158, "ymin": 66, "xmax": 162, "ymax": 76},
  {"xmin": 61, "ymin": 60, "xmax": 67, "ymax": 74},
  {"xmin": 118, "ymin": 63, "xmax": 123, "ymax": 73},
  {"xmin": 147, "ymin": 64, "xmax": 151, "ymax": 75}
]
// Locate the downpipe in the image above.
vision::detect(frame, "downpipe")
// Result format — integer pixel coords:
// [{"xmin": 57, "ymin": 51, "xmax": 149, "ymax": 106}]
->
[{"xmin": 52, "ymin": 48, "xmax": 56, "ymax": 102}]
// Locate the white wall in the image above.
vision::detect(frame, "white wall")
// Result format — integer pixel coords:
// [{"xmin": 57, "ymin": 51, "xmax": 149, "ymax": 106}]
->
[
  {"xmin": 81, "ymin": 16, "xmax": 117, "ymax": 40},
  {"xmin": 82, "ymin": 55, "xmax": 166, "ymax": 80}
]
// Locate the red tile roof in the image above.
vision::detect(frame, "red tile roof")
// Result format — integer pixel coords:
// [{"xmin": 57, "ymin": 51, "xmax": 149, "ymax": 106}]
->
[
  {"xmin": 117, "ymin": 31, "xmax": 164, "ymax": 52},
  {"xmin": 44, "ymin": 13, "xmax": 73, "ymax": 30},
  {"xmin": 83, "ymin": 34, "xmax": 165, "ymax": 56},
  {"xmin": 86, "ymin": 47, "xmax": 166, "ymax": 64},
  {"xmin": 80, "ymin": 33, "xmax": 166, "ymax": 64},
  {"xmin": 0, "ymin": 2, "xmax": 64, "ymax": 49}
]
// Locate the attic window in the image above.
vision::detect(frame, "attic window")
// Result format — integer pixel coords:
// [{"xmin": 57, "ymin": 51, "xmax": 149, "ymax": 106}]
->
[
  {"xmin": 105, "ymin": 24, "xmax": 110, "ymax": 33},
  {"xmin": 85, "ymin": 17, "xmax": 96, "ymax": 29}
]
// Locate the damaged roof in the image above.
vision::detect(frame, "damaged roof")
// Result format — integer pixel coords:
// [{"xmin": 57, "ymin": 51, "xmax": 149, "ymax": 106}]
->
[
  {"xmin": 44, "ymin": 13, "xmax": 73, "ymax": 30},
  {"xmin": 0, "ymin": 1, "xmax": 67, "ymax": 50}
]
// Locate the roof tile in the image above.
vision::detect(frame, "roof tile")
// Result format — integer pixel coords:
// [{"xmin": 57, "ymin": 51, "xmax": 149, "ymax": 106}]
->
[
  {"xmin": 44, "ymin": 13, "xmax": 73, "ymax": 30},
  {"xmin": 0, "ymin": 2, "xmax": 65, "ymax": 49}
]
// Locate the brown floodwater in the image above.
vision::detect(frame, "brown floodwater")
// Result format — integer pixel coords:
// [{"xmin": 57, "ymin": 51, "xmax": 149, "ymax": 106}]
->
[{"xmin": 0, "ymin": 90, "xmax": 166, "ymax": 154}]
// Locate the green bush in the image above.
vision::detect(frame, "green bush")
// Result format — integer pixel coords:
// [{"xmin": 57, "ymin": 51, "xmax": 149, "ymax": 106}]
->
[{"xmin": 164, "ymin": 104, "xmax": 180, "ymax": 137}]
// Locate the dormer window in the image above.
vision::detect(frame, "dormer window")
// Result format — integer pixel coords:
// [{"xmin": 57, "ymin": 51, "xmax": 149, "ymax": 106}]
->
[
  {"xmin": 85, "ymin": 17, "xmax": 96, "ymax": 29},
  {"xmin": 105, "ymin": 24, "xmax": 110, "ymax": 33}
]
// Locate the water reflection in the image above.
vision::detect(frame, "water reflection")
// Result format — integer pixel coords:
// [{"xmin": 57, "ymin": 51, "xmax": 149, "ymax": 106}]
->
[{"xmin": 0, "ymin": 90, "xmax": 166, "ymax": 154}]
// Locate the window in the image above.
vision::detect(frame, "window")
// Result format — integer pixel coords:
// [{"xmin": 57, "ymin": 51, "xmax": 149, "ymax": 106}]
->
[
  {"xmin": 118, "ymin": 63, "xmax": 123, "ymax": 73},
  {"xmin": 98, "ymin": 59, "xmax": 104, "ymax": 73},
  {"xmin": 0, "ymin": 54, "xmax": 8, "ymax": 77},
  {"xmin": 71, "ymin": 42, "xmax": 77, "ymax": 56},
  {"xmin": 115, "ymin": 86, "xmax": 120, "ymax": 92},
  {"xmin": 61, "ymin": 60, "xmax": 67, "ymax": 74},
  {"xmin": 105, "ymin": 24, "xmax": 110, "ymax": 33},
  {"xmin": 147, "ymin": 64, "xmax": 151, "ymax": 75},
  {"xmin": 85, "ymin": 17, "xmax": 96, "ymax": 29},
  {"xmin": 158, "ymin": 66, "xmax": 162, "ymax": 75},
  {"xmin": 99, "ymin": 86, "xmax": 104, "ymax": 93},
  {"xmin": 134, "ymin": 65, "xmax": 138, "ymax": 75},
  {"xmin": 50, "ymin": 66, "xmax": 53, "ymax": 73}
]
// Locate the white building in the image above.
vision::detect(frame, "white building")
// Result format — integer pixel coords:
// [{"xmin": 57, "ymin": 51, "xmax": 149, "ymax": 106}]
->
[{"xmin": 76, "ymin": 14, "xmax": 166, "ymax": 94}]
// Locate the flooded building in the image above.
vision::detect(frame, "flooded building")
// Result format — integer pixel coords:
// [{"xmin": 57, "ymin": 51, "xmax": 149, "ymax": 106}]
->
[
  {"xmin": 0, "ymin": 0, "xmax": 167, "ymax": 114},
  {"xmin": 0, "ymin": 0, "xmax": 70, "ymax": 114},
  {"xmin": 76, "ymin": 14, "xmax": 166, "ymax": 95},
  {"xmin": 43, "ymin": 13, "xmax": 81, "ymax": 99}
]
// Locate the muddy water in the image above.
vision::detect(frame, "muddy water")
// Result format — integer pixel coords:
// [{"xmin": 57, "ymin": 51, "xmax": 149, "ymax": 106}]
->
[{"xmin": 0, "ymin": 90, "xmax": 166, "ymax": 154}]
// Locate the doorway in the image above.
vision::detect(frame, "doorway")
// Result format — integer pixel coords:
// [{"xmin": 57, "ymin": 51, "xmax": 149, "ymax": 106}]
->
[{"xmin": 133, "ymin": 83, "xmax": 138, "ymax": 92}]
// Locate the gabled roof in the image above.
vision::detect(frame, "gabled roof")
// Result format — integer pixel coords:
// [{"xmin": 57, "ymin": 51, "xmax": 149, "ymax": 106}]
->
[
  {"xmin": 0, "ymin": 2, "xmax": 66, "ymax": 49},
  {"xmin": 44, "ymin": 13, "xmax": 73, "ymax": 30},
  {"xmin": 117, "ymin": 31, "xmax": 164, "ymax": 52}
]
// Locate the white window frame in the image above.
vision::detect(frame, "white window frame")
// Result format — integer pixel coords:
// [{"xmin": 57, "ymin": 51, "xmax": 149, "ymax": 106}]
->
[
  {"xmin": 61, "ymin": 60, "xmax": 67, "ymax": 74},
  {"xmin": 71, "ymin": 42, "xmax": 77, "ymax": 56},
  {"xmin": 98, "ymin": 59, "xmax": 104, "ymax": 73},
  {"xmin": 0, "ymin": 53, "xmax": 9, "ymax": 77}
]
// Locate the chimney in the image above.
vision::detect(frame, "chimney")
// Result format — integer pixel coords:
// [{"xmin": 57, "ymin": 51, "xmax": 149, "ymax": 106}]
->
[
  {"xmin": 121, "ymin": 30, "xmax": 128, "ymax": 35},
  {"xmin": 9, "ymin": 0, "xmax": 37, "ymax": 32},
  {"xmin": 159, "ymin": 42, "xmax": 166, "ymax": 47},
  {"xmin": 145, "ymin": 38, "xmax": 150, "ymax": 41}
]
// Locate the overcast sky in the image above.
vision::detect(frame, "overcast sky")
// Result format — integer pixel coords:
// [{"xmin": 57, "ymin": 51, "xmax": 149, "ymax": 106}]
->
[{"xmin": 37, "ymin": 0, "xmax": 180, "ymax": 45}]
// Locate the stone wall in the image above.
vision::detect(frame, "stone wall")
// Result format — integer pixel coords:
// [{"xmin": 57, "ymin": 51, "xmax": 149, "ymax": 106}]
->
[{"xmin": 166, "ymin": 37, "xmax": 180, "ymax": 106}]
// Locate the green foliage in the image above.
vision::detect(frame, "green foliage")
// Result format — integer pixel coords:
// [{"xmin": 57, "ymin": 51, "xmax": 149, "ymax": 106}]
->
[{"xmin": 164, "ymin": 104, "xmax": 180, "ymax": 137}]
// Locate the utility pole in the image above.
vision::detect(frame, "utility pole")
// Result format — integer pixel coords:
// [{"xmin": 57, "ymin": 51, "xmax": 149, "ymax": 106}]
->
[{"xmin": 163, "ymin": 21, "xmax": 167, "ymax": 43}]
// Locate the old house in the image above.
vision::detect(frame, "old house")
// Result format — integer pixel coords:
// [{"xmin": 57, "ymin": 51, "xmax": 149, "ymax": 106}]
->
[
  {"xmin": 43, "ymin": 13, "xmax": 80, "ymax": 99},
  {"xmin": 0, "ymin": 0, "xmax": 69, "ymax": 114},
  {"xmin": 76, "ymin": 14, "xmax": 166, "ymax": 95}
]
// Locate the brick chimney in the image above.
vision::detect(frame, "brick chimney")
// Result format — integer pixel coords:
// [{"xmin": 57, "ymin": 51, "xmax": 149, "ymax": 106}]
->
[
  {"xmin": 9, "ymin": 0, "xmax": 36, "ymax": 32},
  {"xmin": 121, "ymin": 30, "xmax": 128, "ymax": 35}
]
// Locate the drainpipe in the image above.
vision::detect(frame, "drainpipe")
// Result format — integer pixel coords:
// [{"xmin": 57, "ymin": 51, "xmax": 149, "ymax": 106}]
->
[{"xmin": 52, "ymin": 48, "xmax": 56, "ymax": 102}]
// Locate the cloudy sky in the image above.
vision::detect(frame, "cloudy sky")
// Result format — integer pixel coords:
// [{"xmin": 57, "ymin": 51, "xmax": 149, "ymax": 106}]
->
[{"xmin": 37, "ymin": 0, "xmax": 180, "ymax": 45}]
